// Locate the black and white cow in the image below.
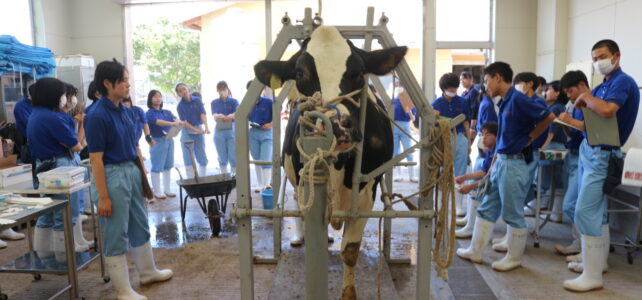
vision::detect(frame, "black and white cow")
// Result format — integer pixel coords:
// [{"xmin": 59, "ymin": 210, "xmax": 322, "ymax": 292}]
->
[{"xmin": 254, "ymin": 26, "xmax": 406, "ymax": 300}]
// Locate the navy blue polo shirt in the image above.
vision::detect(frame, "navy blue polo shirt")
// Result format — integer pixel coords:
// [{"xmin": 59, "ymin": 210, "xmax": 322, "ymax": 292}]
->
[
  {"xmin": 432, "ymin": 95, "xmax": 470, "ymax": 133},
  {"xmin": 481, "ymin": 148, "xmax": 495, "ymax": 173},
  {"xmin": 462, "ymin": 87, "xmax": 480, "ymax": 120},
  {"xmin": 565, "ymin": 107, "xmax": 584, "ymax": 150},
  {"xmin": 85, "ymin": 97, "xmax": 139, "ymax": 164},
  {"xmin": 146, "ymin": 108, "xmax": 176, "ymax": 138},
  {"xmin": 211, "ymin": 97, "xmax": 239, "ymax": 117},
  {"xmin": 393, "ymin": 98, "xmax": 417, "ymax": 122},
  {"xmin": 131, "ymin": 106, "xmax": 147, "ymax": 142},
  {"xmin": 27, "ymin": 107, "xmax": 78, "ymax": 160},
  {"xmin": 548, "ymin": 102, "xmax": 568, "ymax": 145},
  {"xmin": 496, "ymin": 87, "xmax": 550, "ymax": 154},
  {"xmin": 177, "ymin": 96, "xmax": 206, "ymax": 126},
  {"xmin": 249, "ymin": 96, "xmax": 273, "ymax": 125},
  {"xmin": 13, "ymin": 95, "xmax": 32, "ymax": 138},
  {"xmin": 531, "ymin": 95, "xmax": 549, "ymax": 149},
  {"xmin": 582, "ymin": 68, "xmax": 640, "ymax": 147},
  {"xmin": 476, "ymin": 95, "xmax": 498, "ymax": 132}
]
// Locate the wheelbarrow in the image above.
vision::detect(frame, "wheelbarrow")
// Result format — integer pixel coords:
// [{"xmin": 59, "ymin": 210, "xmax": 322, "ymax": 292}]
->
[{"xmin": 176, "ymin": 140, "xmax": 236, "ymax": 237}]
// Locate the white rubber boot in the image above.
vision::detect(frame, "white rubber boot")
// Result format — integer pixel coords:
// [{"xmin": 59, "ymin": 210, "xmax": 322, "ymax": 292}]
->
[
  {"xmin": 290, "ymin": 217, "xmax": 304, "ymax": 247},
  {"xmin": 53, "ymin": 228, "xmax": 88, "ymax": 253},
  {"xmin": 162, "ymin": 170, "xmax": 176, "ymax": 198},
  {"xmin": 0, "ymin": 228, "xmax": 25, "ymax": 240},
  {"xmin": 393, "ymin": 167, "xmax": 402, "ymax": 182},
  {"xmin": 104, "ymin": 255, "xmax": 147, "ymax": 300},
  {"xmin": 456, "ymin": 200, "xmax": 480, "ymax": 239},
  {"xmin": 262, "ymin": 168, "xmax": 272, "ymax": 189},
  {"xmin": 563, "ymin": 235, "xmax": 604, "ymax": 292},
  {"xmin": 218, "ymin": 164, "xmax": 228, "ymax": 175},
  {"xmin": 408, "ymin": 166, "xmax": 417, "ymax": 183},
  {"xmin": 33, "ymin": 227, "xmax": 53, "ymax": 252},
  {"xmin": 492, "ymin": 225, "xmax": 510, "ymax": 253},
  {"xmin": 230, "ymin": 167, "xmax": 236, "ymax": 175},
  {"xmin": 456, "ymin": 216, "xmax": 467, "ymax": 226},
  {"xmin": 185, "ymin": 165, "xmax": 195, "ymax": 179},
  {"xmin": 74, "ymin": 221, "xmax": 94, "ymax": 248},
  {"xmin": 555, "ymin": 225, "xmax": 581, "ymax": 255},
  {"xmin": 455, "ymin": 192, "xmax": 466, "ymax": 217},
  {"xmin": 0, "ymin": 239, "xmax": 6, "ymax": 249},
  {"xmin": 567, "ymin": 225, "xmax": 610, "ymax": 273},
  {"xmin": 198, "ymin": 165, "xmax": 207, "ymax": 177},
  {"xmin": 456, "ymin": 217, "xmax": 493, "ymax": 263},
  {"xmin": 130, "ymin": 241, "xmax": 173, "ymax": 285},
  {"xmin": 491, "ymin": 226, "xmax": 527, "ymax": 271},
  {"xmin": 151, "ymin": 172, "xmax": 165, "ymax": 199},
  {"xmin": 254, "ymin": 166, "xmax": 263, "ymax": 192}
]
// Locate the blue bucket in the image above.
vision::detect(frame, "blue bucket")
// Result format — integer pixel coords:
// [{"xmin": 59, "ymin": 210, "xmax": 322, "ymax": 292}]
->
[{"xmin": 261, "ymin": 188, "xmax": 274, "ymax": 209}]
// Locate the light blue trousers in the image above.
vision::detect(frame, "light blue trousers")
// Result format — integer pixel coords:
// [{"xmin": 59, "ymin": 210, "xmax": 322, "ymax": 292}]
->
[
  {"xmin": 180, "ymin": 127, "xmax": 208, "ymax": 167},
  {"xmin": 214, "ymin": 128, "xmax": 236, "ymax": 168},
  {"xmin": 91, "ymin": 161, "xmax": 150, "ymax": 257},
  {"xmin": 150, "ymin": 137, "xmax": 175, "ymax": 172},
  {"xmin": 452, "ymin": 132, "xmax": 468, "ymax": 177},
  {"xmin": 469, "ymin": 154, "xmax": 485, "ymax": 203},
  {"xmin": 249, "ymin": 127, "xmax": 273, "ymax": 170},
  {"xmin": 35, "ymin": 156, "xmax": 81, "ymax": 231},
  {"xmin": 393, "ymin": 121, "xmax": 414, "ymax": 162},
  {"xmin": 540, "ymin": 141, "xmax": 567, "ymax": 192},
  {"xmin": 477, "ymin": 154, "xmax": 530, "ymax": 228},
  {"xmin": 575, "ymin": 140, "xmax": 619, "ymax": 236},
  {"xmin": 562, "ymin": 151, "xmax": 579, "ymax": 223}
]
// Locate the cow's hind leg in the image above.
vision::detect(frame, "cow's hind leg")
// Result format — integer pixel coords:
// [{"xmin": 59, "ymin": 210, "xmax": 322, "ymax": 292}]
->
[{"xmin": 340, "ymin": 183, "xmax": 375, "ymax": 300}]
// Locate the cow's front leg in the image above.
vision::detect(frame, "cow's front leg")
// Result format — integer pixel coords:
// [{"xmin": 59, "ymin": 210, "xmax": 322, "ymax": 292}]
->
[{"xmin": 340, "ymin": 183, "xmax": 375, "ymax": 300}]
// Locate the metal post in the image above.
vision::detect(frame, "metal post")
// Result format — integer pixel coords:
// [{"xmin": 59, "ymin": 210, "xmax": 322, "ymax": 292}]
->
[
  {"xmin": 300, "ymin": 111, "xmax": 333, "ymax": 300},
  {"xmin": 62, "ymin": 195, "xmax": 79, "ymax": 300}
]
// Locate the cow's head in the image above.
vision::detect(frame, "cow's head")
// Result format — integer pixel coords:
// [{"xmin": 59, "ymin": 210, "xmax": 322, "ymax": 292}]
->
[{"xmin": 254, "ymin": 26, "xmax": 407, "ymax": 150}]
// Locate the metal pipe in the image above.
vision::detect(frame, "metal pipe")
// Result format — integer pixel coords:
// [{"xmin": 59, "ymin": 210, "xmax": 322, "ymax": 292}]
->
[{"xmin": 231, "ymin": 208, "xmax": 434, "ymax": 219}]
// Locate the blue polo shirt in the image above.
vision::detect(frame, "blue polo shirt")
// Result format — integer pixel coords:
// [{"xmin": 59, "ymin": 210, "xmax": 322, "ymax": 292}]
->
[
  {"xmin": 211, "ymin": 97, "xmax": 239, "ymax": 116},
  {"xmin": 496, "ymin": 87, "xmax": 550, "ymax": 154},
  {"xmin": 130, "ymin": 105, "xmax": 147, "ymax": 142},
  {"xmin": 85, "ymin": 97, "xmax": 139, "ymax": 164},
  {"xmin": 146, "ymin": 108, "xmax": 176, "ymax": 138},
  {"xmin": 531, "ymin": 95, "xmax": 549, "ymax": 149},
  {"xmin": 177, "ymin": 96, "xmax": 206, "ymax": 126},
  {"xmin": 432, "ymin": 95, "xmax": 470, "ymax": 133},
  {"xmin": 476, "ymin": 95, "xmax": 498, "ymax": 132},
  {"xmin": 462, "ymin": 86, "xmax": 480, "ymax": 120},
  {"xmin": 393, "ymin": 98, "xmax": 417, "ymax": 122},
  {"xmin": 548, "ymin": 102, "xmax": 568, "ymax": 145},
  {"xmin": 583, "ymin": 68, "xmax": 640, "ymax": 147},
  {"xmin": 481, "ymin": 148, "xmax": 495, "ymax": 173},
  {"xmin": 565, "ymin": 107, "xmax": 584, "ymax": 150},
  {"xmin": 27, "ymin": 107, "xmax": 78, "ymax": 160},
  {"xmin": 13, "ymin": 95, "xmax": 32, "ymax": 138},
  {"xmin": 249, "ymin": 96, "xmax": 273, "ymax": 125}
]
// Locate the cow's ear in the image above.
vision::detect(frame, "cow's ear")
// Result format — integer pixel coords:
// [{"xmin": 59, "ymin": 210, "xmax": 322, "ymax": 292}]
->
[
  {"xmin": 357, "ymin": 46, "xmax": 408, "ymax": 76},
  {"xmin": 254, "ymin": 60, "xmax": 295, "ymax": 90}
]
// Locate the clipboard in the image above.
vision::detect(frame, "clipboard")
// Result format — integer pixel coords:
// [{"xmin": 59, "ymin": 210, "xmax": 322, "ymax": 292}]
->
[
  {"xmin": 581, "ymin": 107, "xmax": 620, "ymax": 147},
  {"xmin": 553, "ymin": 118, "xmax": 583, "ymax": 131},
  {"xmin": 164, "ymin": 125, "xmax": 181, "ymax": 140}
]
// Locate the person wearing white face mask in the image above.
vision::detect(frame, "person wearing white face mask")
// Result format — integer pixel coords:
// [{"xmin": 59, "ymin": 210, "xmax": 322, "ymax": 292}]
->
[
  {"xmin": 557, "ymin": 39, "xmax": 640, "ymax": 293},
  {"xmin": 432, "ymin": 73, "xmax": 471, "ymax": 217}
]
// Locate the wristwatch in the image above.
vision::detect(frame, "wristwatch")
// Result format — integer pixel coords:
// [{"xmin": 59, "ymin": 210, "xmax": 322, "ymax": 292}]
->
[{"xmin": 145, "ymin": 134, "xmax": 153, "ymax": 143}]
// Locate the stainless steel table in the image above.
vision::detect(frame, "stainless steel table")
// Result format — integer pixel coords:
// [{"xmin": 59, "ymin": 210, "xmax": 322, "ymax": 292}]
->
[{"xmin": 0, "ymin": 181, "xmax": 104, "ymax": 300}]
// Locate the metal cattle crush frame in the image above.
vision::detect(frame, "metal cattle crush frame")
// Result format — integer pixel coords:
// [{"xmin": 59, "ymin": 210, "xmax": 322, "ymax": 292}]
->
[{"xmin": 230, "ymin": 7, "xmax": 441, "ymax": 300}]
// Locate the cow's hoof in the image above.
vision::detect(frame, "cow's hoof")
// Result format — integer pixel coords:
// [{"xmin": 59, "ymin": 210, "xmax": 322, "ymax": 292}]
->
[
  {"xmin": 331, "ymin": 218, "xmax": 343, "ymax": 231},
  {"xmin": 341, "ymin": 285, "xmax": 357, "ymax": 300}
]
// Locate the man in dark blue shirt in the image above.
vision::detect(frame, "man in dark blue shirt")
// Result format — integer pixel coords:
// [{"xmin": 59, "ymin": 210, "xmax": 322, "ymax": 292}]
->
[
  {"xmin": 559, "ymin": 40, "xmax": 639, "ymax": 293},
  {"xmin": 457, "ymin": 62, "xmax": 554, "ymax": 272}
]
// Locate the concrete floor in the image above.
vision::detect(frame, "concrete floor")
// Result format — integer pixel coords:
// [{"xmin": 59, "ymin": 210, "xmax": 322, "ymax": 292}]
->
[{"xmin": 1, "ymin": 167, "xmax": 641, "ymax": 299}]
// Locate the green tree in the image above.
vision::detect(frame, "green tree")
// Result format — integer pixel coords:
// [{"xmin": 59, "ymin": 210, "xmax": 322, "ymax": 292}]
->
[{"xmin": 133, "ymin": 18, "xmax": 200, "ymax": 95}]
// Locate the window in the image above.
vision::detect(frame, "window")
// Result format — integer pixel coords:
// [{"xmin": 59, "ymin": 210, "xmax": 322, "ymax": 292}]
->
[{"xmin": 0, "ymin": 0, "xmax": 33, "ymax": 45}]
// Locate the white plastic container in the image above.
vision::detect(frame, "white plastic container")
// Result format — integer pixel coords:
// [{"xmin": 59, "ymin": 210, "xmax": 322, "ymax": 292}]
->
[
  {"xmin": 37, "ymin": 166, "xmax": 86, "ymax": 189},
  {"xmin": 0, "ymin": 165, "xmax": 32, "ymax": 188}
]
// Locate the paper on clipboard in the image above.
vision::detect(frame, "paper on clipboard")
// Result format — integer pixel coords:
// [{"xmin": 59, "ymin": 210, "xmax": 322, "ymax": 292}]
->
[
  {"xmin": 553, "ymin": 118, "xmax": 583, "ymax": 131},
  {"xmin": 164, "ymin": 126, "xmax": 182, "ymax": 140},
  {"xmin": 398, "ymin": 90, "xmax": 415, "ymax": 110},
  {"xmin": 581, "ymin": 107, "xmax": 620, "ymax": 147}
]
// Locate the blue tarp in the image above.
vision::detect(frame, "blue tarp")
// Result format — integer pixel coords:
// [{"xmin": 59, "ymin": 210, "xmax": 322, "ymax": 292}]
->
[{"xmin": 0, "ymin": 35, "xmax": 56, "ymax": 79}]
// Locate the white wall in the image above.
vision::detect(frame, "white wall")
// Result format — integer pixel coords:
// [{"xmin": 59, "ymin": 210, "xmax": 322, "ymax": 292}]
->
[
  {"xmin": 566, "ymin": 0, "xmax": 642, "ymax": 150},
  {"xmin": 494, "ymin": 0, "xmax": 538, "ymax": 75},
  {"xmin": 535, "ymin": 0, "xmax": 568, "ymax": 81},
  {"xmin": 40, "ymin": 0, "xmax": 125, "ymax": 62}
]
